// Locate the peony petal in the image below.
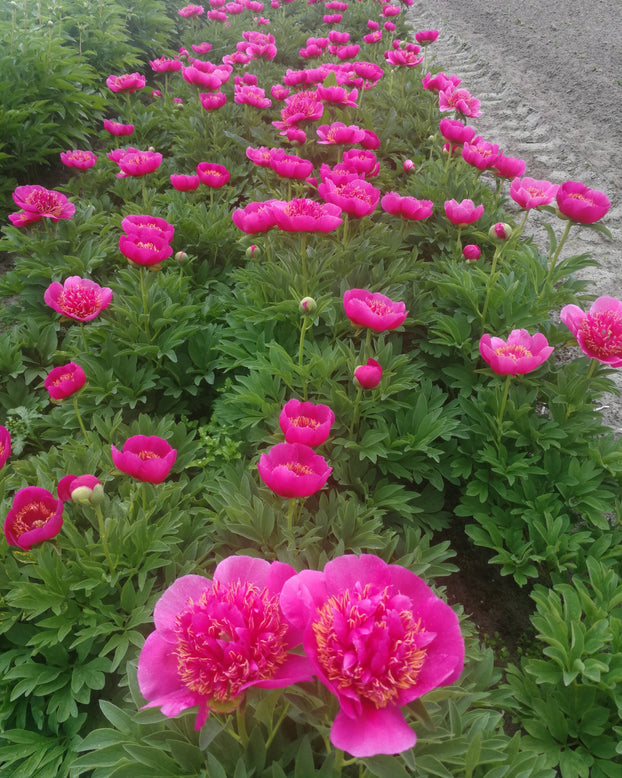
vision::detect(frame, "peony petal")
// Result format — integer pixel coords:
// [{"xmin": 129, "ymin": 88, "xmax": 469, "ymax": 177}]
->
[
  {"xmin": 153, "ymin": 574, "xmax": 212, "ymax": 636},
  {"xmin": 330, "ymin": 704, "xmax": 416, "ymax": 757}
]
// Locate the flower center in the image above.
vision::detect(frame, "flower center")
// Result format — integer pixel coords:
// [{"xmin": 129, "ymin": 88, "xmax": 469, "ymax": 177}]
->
[
  {"xmin": 579, "ymin": 310, "xmax": 622, "ymax": 359},
  {"xmin": 174, "ymin": 581, "xmax": 288, "ymax": 702},
  {"xmin": 284, "ymin": 200, "xmax": 322, "ymax": 218},
  {"xmin": 568, "ymin": 192, "xmax": 593, "ymax": 204},
  {"xmin": 288, "ymin": 414, "xmax": 320, "ymax": 429},
  {"xmin": 338, "ymin": 182, "xmax": 373, "ymax": 204},
  {"xmin": 138, "ymin": 449, "xmax": 160, "ymax": 460},
  {"xmin": 136, "ymin": 240, "xmax": 158, "ymax": 251},
  {"xmin": 12, "ymin": 501, "xmax": 54, "ymax": 536},
  {"xmin": 51, "ymin": 371, "xmax": 74, "ymax": 386},
  {"xmin": 494, "ymin": 344, "xmax": 532, "ymax": 360},
  {"xmin": 25, "ymin": 190, "xmax": 63, "ymax": 217},
  {"xmin": 285, "ymin": 461, "xmax": 315, "ymax": 475},
  {"xmin": 312, "ymin": 584, "xmax": 428, "ymax": 708},
  {"xmin": 58, "ymin": 287, "xmax": 102, "ymax": 318},
  {"xmin": 367, "ymin": 299, "xmax": 391, "ymax": 316}
]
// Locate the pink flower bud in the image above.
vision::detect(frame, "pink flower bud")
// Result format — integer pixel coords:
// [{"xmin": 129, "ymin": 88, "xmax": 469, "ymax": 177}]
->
[
  {"xmin": 354, "ymin": 358, "xmax": 382, "ymax": 389},
  {"xmin": 489, "ymin": 222, "xmax": 512, "ymax": 240},
  {"xmin": 299, "ymin": 296, "xmax": 317, "ymax": 314},
  {"xmin": 403, "ymin": 159, "xmax": 415, "ymax": 172},
  {"xmin": 462, "ymin": 244, "xmax": 481, "ymax": 261}
]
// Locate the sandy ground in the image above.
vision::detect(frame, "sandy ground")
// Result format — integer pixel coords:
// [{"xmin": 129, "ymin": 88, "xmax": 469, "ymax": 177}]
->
[{"xmin": 405, "ymin": 0, "xmax": 622, "ymax": 432}]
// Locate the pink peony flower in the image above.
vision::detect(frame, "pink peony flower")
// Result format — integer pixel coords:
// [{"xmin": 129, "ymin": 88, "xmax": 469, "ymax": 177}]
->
[
  {"xmin": 316, "ymin": 122, "xmax": 366, "ymax": 146},
  {"xmin": 509, "ymin": 176, "xmax": 559, "ymax": 209},
  {"xmin": 103, "ymin": 119, "xmax": 135, "ymax": 136},
  {"xmin": 121, "ymin": 214, "xmax": 175, "ymax": 242},
  {"xmin": 117, "ymin": 149, "xmax": 163, "ymax": 177},
  {"xmin": 234, "ymin": 83, "xmax": 272, "ymax": 109},
  {"xmin": 342, "ymin": 149, "xmax": 378, "ymax": 177},
  {"xmin": 403, "ymin": 159, "xmax": 415, "ymax": 172},
  {"xmin": 415, "ymin": 29, "xmax": 439, "ymax": 44},
  {"xmin": 354, "ymin": 358, "xmax": 382, "ymax": 389},
  {"xmin": 279, "ymin": 399, "xmax": 335, "ymax": 446},
  {"xmin": 232, "ymin": 201, "xmax": 278, "ymax": 234},
  {"xmin": 318, "ymin": 178, "xmax": 380, "ymax": 218},
  {"xmin": 12, "ymin": 185, "xmax": 75, "ymax": 222},
  {"xmin": 57, "ymin": 474, "xmax": 104, "ymax": 504},
  {"xmin": 60, "ymin": 150, "xmax": 97, "ymax": 170},
  {"xmin": 44, "ymin": 276, "xmax": 113, "ymax": 321},
  {"xmin": 438, "ymin": 86, "xmax": 481, "ymax": 118},
  {"xmin": 479, "ymin": 330, "xmax": 554, "ymax": 375},
  {"xmin": 196, "ymin": 162, "xmax": 230, "ymax": 188},
  {"xmin": 4, "ymin": 486, "xmax": 64, "ymax": 550},
  {"xmin": 343, "ymin": 289, "xmax": 407, "ymax": 332},
  {"xmin": 461, "ymin": 136, "xmax": 500, "ymax": 170},
  {"xmin": 192, "ymin": 42, "xmax": 213, "ymax": 54},
  {"xmin": 462, "ymin": 244, "xmax": 481, "ymax": 261},
  {"xmin": 268, "ymin": 151, "xmax": 314, "ymax": 180},
  {"xmin": 257, "ymin": 442, "xmax": 332, "ymax": 498},
  {"xmin": 200, "ymin": 91, "xmax": 227, "ymax": 111},
  {"xmin": 44, "ymin": 362, "xmax": 87, "ymax": 401},
  {"xmin": 8, "ymin": 210, "xmax": 42, "ymax": 227},
  {"xmin": 119, "ymin": 232, "xmax": 174, "ymax": 266},
  {"xmin": 438, "ymin": 118, "xmax": 476, "ymax": 147},
  {"xmin": 149, "ymin": 56, "xmax": 183, "ymax": 73},
  {"xmin": 106, "ymin": 72, "xmax": 145, "ymax": 93},
  {"xmin": 137, "ymin": 556, "xmax": 313, "ymax": 729},
  {"xmin": 560, "ymin": 296, "xmax": 622, "ymax": 367},
  {"xmin": 178, "ymin": 4, "xmax": 205, "ymax": 16},
  {"xmin": 381, "ymin": 192, "xmax": 433, "ymax": 221},
  {"xmin": 111, "ymin": 435, "xmax": 177, "ymax": 484},
  {"xmin": 556, "ymin": 181, "xmax": 611, "ymax": 224},
  {"xmin": 170, "ymin": 174, "xmax": 201, "ymax": 191},
  {"xmin": 323, "ymin": 13, "xmax": 342, "ymax": 23},
  {"xmin": 493, "ymin": 153, "xmax": 526, "ymax": 179},
  {"xmin": 384, "ymin": 48, "xmax": 423, "ymax": 67},
  {"xmin": 316, "ymin": 84, "xmax": 359, "ymax": 108},
  {"xmin": 279, "ymin": 554, "xmax": 465, "ymax": 757},
  {"xmin": 359, "ymin": 129, "xmax": 381, "ymax": 150},
  {"xmin": 0, "ymin": 426, "xmax": 10, "ymax": 470},
  {"xmin": 444, "ymin": 198, "xmax": 484, "ymax": 227},
  {"xmin": 270, "ymin": 199, "xmax": 343, "ymax": 233}
]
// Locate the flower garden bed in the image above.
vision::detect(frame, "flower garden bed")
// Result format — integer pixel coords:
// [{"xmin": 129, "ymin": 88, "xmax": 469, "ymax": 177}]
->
[{"xmin": 1, "ymin": 1, "xmax": 621, "ymax": 776}]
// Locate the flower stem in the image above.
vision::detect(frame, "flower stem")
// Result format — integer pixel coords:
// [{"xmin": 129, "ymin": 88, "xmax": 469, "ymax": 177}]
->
[
  {"xmin": 496, "ymin": 374, "xmax": 512, "ymax": 445},
  {"xmin": 235, "ymin": 706, "xmax": 248, "ymax": 747},
  {"xmin": 480, "ymin": 244, "xmax": 502, "ymax": 323},
  {"xmin": 72, "ymin": 395, "xmax": 89, "ymax": 441},
  {"xmin": 79, "ymin": 321, "xmax": 89, "ymax": 353},
  {"xmin": 543, "ymin": 219, "xmax": 573, "ymax": 290},
  {"xmin": 94, "ymin": 503, "xmax": 116, "ymax": 577},
  {"xmin": 286, "ymin": 498, "xmax": 297, "ymax": 531},
  {"xmin": 265, "ymin": 701, "xmax": 290, "ymax": 750},
  {"xmin": 139, "ymin": 267, "xmax": 151, "ymax": 341}
]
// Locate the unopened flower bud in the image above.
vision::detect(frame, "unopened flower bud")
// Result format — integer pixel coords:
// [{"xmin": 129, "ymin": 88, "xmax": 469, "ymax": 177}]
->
[
  {"xmin": 148, "ymin": 146, "xmax": 156, "ymax": 152},
  {"xmin": 489, "ymin": 222, "xmax": 512, "ymax": 240},
  {"xmin": 175, "ymin": 251, "xmax": 189, "ymax": 264},
  {"xmin": 246, "ymin": 244, "xmax": 259, "ymax": 258},
  {"xmin": 462, "ymin": 244, "xmax": 481, "ymax": 261},
  {"xmin": 299, "ymin": 296, "xmax": 317, "ymax": 315},
  {"xmin": 403, "ymin": 159, "xmax": 416, "ymax": 172},
  {"xmin": 354, "ymin": 358, "xmax": 382, "ymax": 389},
  {"xmin": 72, "ymin": 482, "xmax": 105, "ymax": 505}
]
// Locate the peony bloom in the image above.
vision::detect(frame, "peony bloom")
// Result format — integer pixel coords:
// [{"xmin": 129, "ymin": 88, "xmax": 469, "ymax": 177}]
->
[
  {"xmin": 44, "ymin": 276, "xmax": 113, "ymax": 321},
  {"xmin": 121, "ymin": 214, "xmax": 175, "ymax": 243},
  {"xmin": 234, "ymin": 83, "xmax": 272, "ymax": 109},
  {"xmin": 381, "ymin": 192, "xmax": 433, "ymax": 221},
  {"xmin": 343, "ymin": 289, "xmax": 408, "ymax": 332},
  {"xmin": 192, "ymin": 42, "xmax": 213, "ymax": 54},
  {"xmin": 342, "ymin": 149, "xmax": 378, "ymax": 177},
  {"xmin": 354, "ymin": 358, "xmax": 382, "ymax": 389},
  {"xmin": 461, "ymin": 136, "xmax": 501, "ymax": 170},
  {"xmin": 403, "ymin": 159, "xmax": 415, "ymax": 172},
  {"xmin": 57, "ymin": 474, "xmax": 104, "ymax": 504},
  {"xmin": 271, "ymin": 199, "xmax": 343, "ymax": 233},
  {"xmin": 318, "ymin": 178, "xmax": 380, "ymax": 219},
  {"xmin": 196, "ymin": 162, "xmax": 230, "ymax": 188},
  {"xmin": 106, "ymin": 72, "xmax": 146, "ymax": 93},
  {"xmin": 444, "ymin": 199, "xmax": 484, "ymax": 227},
  {"xmin": 438, "ymin": 86, "xmax": 481, "ymax": 118},
  {"xmin": 462, "ymin": 244, "xmax": 481, "ymax": 261},
  {"xmin": 257, "ymin": 442, "xmax": 332, "ymax": 498},
  {"xmin": 178, "ymin": 4, "xmax": 205, "ymax": 16},
  {"xmin": 316, "ymin": 122, "xmax": 366, "ymax": 146},
  {"xmin": 60, "ymin": 150, "xmax": 97, "ymax": 170},
  {"xmin": 560, "ymin": 296, "xmax": 622, "ymax": 367},
  {"xmin": 199, "ymin": 91, "xmax": 227, "ymax": 111},
  {"xmin": 8, "ymin": 210, "xmax": 42, "ymax": 227},
  {"xmin": 119, "ymin": 232, "xmax": 174, "ymax": 266},
  {"xmin": 556, "ymin": 181, "xmax": 611, "ymax": 224},
  {"xmin": 509, "ymin": 176, "xmax": 558, "ymax": 209},
  {"xmin": 279, "ymin": 399, "xmax": 335, "ymax": 446},
  {"xmin": 280, "ymin": 554, "xmax": 465, "ymax": 757},
  {"xmin": 438, "ymin": 118, "xmax": 476, "ymax": 147},
  {"xmin": 384, "ymin": 48, "xmax": 423, "ymax": 67},
  {"xmin": 111, "ymin": 435, "xmax": 177, "ymax": 484},
  {"xmin": 0, "ymin": 425, "xmax": 11, "ymax": 470},
  {"xmin": 492, "ymin": 154, "xmax": 526, "ymax": 179},
  {"xmin": 149, "ymin": 56, "xmax": 183, "ymax": 73},
  {"xmin": 117, "ymin": 149, "xmax": 163, "ymax": 177},
  {"xmin": 44, "ymin": 362, "xmax": 87, "ymax": 401},
  {"xmin": 421, "ymin": 71, "xmax": 461, "ymax": 93},
  {"xmin": 415, "ymin": 29, "xmax": 439, "ymax": 44},
  {"xmin": 137, "ymin": 556, "xmax": 313, "ymax": 730},
  {"xmin": 268, "ymin": 151, "xmax": 314, "ymax": 180},
  {"xmin": 170, "ymin": 174, "xmax": 201, "ymax": 191},
  {"xmin": 317, "ymin": 84, "xmax": 358, "ymax": 108},
  {"xmin": 12, "ymin": 185, "xmax": 75, "ymax": 222},
  {"xmin": 232, "ymin": 200, "xmax": 278, "ymax": 234},
  {"xmin": 4, "ymin": 486, "xmax": 64, "ymax": 550},
  {"xmin": 479, "ymin": 330, "xmax": 554, "ymax": 375},
  {"xmin": 103, "ymin": 119, "xmax": 135, "ymax": 136}
]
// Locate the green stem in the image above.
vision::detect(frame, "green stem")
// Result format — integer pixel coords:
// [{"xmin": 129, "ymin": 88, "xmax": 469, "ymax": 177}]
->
[
  {"xmin": 480, "ymin": 245, "xmax": 502, "ymax": 323},
  {"xmin": 139, "ymin": 267, "xmax": 151, "ymax": 341},
  {"xmin": 235, "ymin": 706, "xmax": 248, "ymax": 747},
  {"xmin": 72, "ymin": 395, "xmax": 89, "ymax": 441},
  {"xmin": 286, "ymin": 498, "xmax": 297, "ymax": 531},
  {"xmin": 94, "ymin": 503, "xmax": 116, "ymax": 577},
  {"xmin": 265, "ymin": 701, "xmax": 290, "ymax": 750},
  {"xmin": 496, "ymin": 374, "xmax": 512, "ymax": 446},
  {"xmin": 586, "ymin": 358, "xmax": 598, "ymax": 381},
  {"xmin": 79, "ymin": 321, "xmax": 89, "ymax": 353},
  {"xmin": 543, "ymin": 219, "xmax": 573, "ymax": 290}
]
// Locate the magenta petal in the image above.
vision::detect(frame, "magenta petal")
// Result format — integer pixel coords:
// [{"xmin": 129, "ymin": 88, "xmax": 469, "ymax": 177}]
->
[
  {"xmin": 215, "ymin": 555, "xmax": 271, "ymax": 588},
  {"xmin": 324, "ymin": 554, "xmax": 390, "ymax": 594},
  {"xmin": 253, "ymin": 654, "xmax": 314, "ymax": 688},
  {"xmin": 330, "ymin": 704, "xmax": 416, "ymax": 757},
  {"xmin": 153, "ymin": 574, "xmax": 212, "ymax": 635},
  {"xmin": 280, "ymin": 569, "xmax": 328, "ymax": 629},
  {"xmin": 591, "ymin": 296, "xmax": 622, "ymax": 316},
  {"xmin": 137, "ymin": 631, "xmax": 186, "ymax": 702}
]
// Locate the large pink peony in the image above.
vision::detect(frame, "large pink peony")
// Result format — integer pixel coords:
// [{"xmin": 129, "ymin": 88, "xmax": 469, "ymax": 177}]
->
[
  {"xmin": 560, "ymin": 296, "xmax": 622, "ymax": 367},
  {"xmin": 138, "ymin": 557, "xmax": 312, "ymax": 730},
  {"xmin": 12, "ymin": 185, "xmax": 75, "ymax": 222},
  {"xmin": 280, "ymin": 554, "xmax": 465, "ymax": 757},
  {"xmin": 279, "ymin": 399, "xmax": 335, "ymax": 446},
  {"xmin": 44, "ymin": 276, "xmax": 113, "ymax": 321},
  {"xmin": 479, "ymin": 330, "xmax": 554, "ymax": 375},
  {"xmin": 509, "ymin": 177, "xmax": 558, "ymax": 209},
  {"xmin": 257, "ymin": 442, "xmax": 332, "ymax": 498},
  {"xmin": 444, "ymin": 198, "xmax": 484, "ymax": 227},
  {"xmin": 343, "ymin": 288, "xmax": 407, "ymax": 332},
  {"xmin": 44, "ymin": 362, "xmax": 87, "ymax": 401},
  {"xmin": 556, "ymin": 180, "xmax": 611, "ymax": 224},
  {"xmin": 270, "ymin": 199, "xmax": 343, "ymax": 233},
  {"xmin": 4, "ymin": 486, "xmax": 64, "ymax": 550},
  {"xmin": 111, "ymin": 435, "xmax": 177, "ymax": 484}
]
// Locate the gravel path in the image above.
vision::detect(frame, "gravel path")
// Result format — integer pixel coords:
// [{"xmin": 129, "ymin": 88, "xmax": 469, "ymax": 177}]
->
[{"xmin": 406, "ymin": 0, "xmax": 622, "ymax": 432}]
